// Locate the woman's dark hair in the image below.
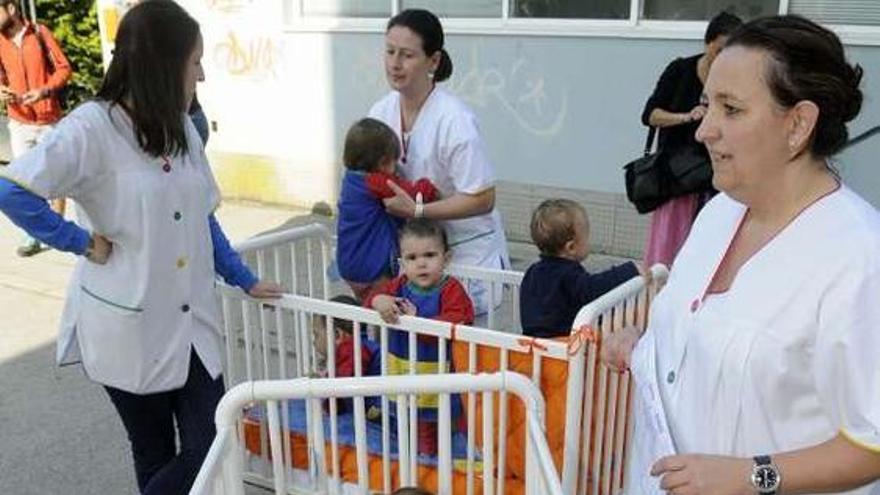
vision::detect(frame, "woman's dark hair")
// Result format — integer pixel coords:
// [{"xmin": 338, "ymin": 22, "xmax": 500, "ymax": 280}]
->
[
  {"xmin": 343, "ymin": 118, "xmax": 400, "ymax": 172},
  {"xmin": 704, "ymin": 11, "xmax": 743, "ymax": 44},
  {"xmin": 725, "ymin": 15, "xmax": 863, "ymax": 157},
  {"xmin": 399, "ymin": 218, "xmax": 449, "ymax": 253},
  {"xmin": 387, "ymin": 9, "xmax": 453, "ymax": 82},
  {"xmin": 97, "ymin": 0, "xmax": 200, "ymax": 158}
]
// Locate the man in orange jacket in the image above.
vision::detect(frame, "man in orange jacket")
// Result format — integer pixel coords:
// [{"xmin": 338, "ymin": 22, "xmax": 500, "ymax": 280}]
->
[{"xmin": 0, "ymin": 0, "xmax": 71, "ymax": 257}]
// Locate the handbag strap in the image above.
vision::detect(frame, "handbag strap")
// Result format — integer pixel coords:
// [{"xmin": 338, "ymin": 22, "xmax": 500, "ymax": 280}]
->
[{"xmin": 643, "ymin": 127, "xmax": 657, "ymax": 157}]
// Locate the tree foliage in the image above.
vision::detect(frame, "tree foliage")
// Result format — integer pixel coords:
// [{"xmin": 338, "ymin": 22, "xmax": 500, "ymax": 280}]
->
[{"xmin": 34, "ymin": 0, "xmax": 103, "ymax": 111}]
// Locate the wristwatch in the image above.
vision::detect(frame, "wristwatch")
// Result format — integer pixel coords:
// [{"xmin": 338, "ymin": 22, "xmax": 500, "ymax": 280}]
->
[{"xmin": 750, "ymin": 455, "xmax": 781, "ymax": 494}]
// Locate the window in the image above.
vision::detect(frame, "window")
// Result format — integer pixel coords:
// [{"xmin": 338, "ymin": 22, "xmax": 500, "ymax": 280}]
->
[
  {"xmin": 789, "ymin": 0, "xmax": 880, "ymax": 26},
  {"xmin": 301, "ymin": 0, "xmax": 391, "ymax": 17},
  {"xmin": 512, "ymin": 0, "xmax": 630, "ymax": 19},
  {"xmin": 642, "ymin": 0, "xmax": 778, "ymax": 20},
  {"xmin": 284, "ymin": 0, "xmax": 880, "ymax": 44},
  {"xmin": 399, "ymin": 0, "xmax": 502, "ymax": 18}
]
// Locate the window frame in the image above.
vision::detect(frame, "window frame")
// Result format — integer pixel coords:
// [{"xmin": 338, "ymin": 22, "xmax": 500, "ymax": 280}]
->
[{"xmin": 284, "ymin": 0, "xmax": 880, "ymax": 46}]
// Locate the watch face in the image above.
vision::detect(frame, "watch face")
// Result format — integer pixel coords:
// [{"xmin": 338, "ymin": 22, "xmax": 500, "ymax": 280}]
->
[{"xmin": 754, "ymin": 466, "xmax": 779, "ymax": 490}]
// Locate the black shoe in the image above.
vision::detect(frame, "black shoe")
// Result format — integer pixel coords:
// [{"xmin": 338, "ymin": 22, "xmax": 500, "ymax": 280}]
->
[{"xmin": 16, "ymin": 241, "xmax": 42, "ymax": 257}]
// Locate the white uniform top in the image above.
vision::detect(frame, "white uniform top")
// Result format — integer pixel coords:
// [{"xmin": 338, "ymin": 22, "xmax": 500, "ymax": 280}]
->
[
  {"xmin": 2, "ymin": 101, "xmax": 224, "ymax": 394},
  {"xmin": 628, "ymin": 187, "xmax": 880, "ymax": 494}
]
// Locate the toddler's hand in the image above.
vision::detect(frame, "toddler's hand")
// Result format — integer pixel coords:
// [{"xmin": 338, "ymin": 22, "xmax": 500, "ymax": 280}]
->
[
  {"xmin": 396, "ymin": 298, "xmax": 417, "ymax": 316},
  {"xmin": 601, "ymin": 325, "xmax": 641, "ymax": 372},
  {"xmin": 638, "ymin": 263, "xmax": 654, "ymax": 286},
  {"xmin": 372, "ymin": 295, "xmax": 401, "ymax": 324}
]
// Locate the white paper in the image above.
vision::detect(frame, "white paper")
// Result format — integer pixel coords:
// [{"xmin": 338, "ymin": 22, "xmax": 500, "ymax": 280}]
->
[{"xmin": 628, "ymin": 329, "xmax": 676, "ymax": 494}]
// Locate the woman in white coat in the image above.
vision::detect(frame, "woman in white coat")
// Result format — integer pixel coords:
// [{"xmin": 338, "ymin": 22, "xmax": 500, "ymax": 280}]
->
[
  {"xmin": 368, "ymin": 9, "xmax": 509, "ymax": 318},
  {"xmin": 603, "ymin": 16, "xmax": 880, "ymax": 494},
  {"xmin": 0, "ymin": 2, "xmax": 281, "ymax": 494}
]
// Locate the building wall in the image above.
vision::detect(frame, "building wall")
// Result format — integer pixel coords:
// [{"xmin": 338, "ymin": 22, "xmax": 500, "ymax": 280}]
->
[{"xmin": 100, "ymin": 0, "xmax": 880, "ymax": 257}]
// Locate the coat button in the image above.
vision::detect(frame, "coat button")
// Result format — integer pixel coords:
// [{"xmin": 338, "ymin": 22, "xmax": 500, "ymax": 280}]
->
[
  {"xmin": 173, "ymin": 211, "xmax": 182, "ymax": 221},
  {"xmin": 181, "ymin": 304, "xmax": 190, "ymax": 312},
  {"xmin": 690, "ymin": 299, "xmax": 700, "ymax": 313},
  {"xmin": 162, "ymin": 164, "xmax": 171, "ymax": 173},
  {"xmin": 666, "ymin": 370, "xmax": 676, "ymax": 384}
]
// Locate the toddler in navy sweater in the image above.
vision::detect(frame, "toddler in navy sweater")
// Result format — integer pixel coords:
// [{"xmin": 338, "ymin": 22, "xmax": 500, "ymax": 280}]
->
[{"xmin": 520, "ymin": 199, "xmax": 642, "ymax": 338}]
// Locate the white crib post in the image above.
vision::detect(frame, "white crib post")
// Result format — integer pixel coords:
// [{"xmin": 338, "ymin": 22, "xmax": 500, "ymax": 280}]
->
[
  {"xmin": 437, "ymin": 338, "xmax": 452, "ymax": 495},
  {"xmin": 266, "ymin": 400, "xmax": 287, "ymax": 494},
  {"xmin": 481, "ymin": 389, "xmax": 495, "ymax": 495},
  {"xmin": 562, "ymin": 342, "xmax": 586, "ymax": 494}
]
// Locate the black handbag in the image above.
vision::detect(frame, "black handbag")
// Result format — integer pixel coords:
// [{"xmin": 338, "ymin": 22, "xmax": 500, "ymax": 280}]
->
[{"xmin": 624, "ymin": 127, "xmax": 713, "ymax": 214}]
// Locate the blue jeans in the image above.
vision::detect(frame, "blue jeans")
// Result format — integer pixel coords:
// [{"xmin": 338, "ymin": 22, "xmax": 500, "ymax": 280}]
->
[{"xmin": 104, "ymin": 350, "xmax": 225, "ymax": 495}]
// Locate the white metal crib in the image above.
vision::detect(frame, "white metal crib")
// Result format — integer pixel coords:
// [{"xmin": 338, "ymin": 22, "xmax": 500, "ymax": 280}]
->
[{"xmin": 201, "ymin": 224, "xmax": 667, "ymax": 495}]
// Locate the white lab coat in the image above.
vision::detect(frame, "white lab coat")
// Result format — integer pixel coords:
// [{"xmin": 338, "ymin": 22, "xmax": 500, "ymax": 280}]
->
[
  {"xmin": 369, "ymin": 88, "xmax": 509, "ymax": 314},
  {"xmin": 2, "ymin": 102, "xmax": 225, "ymax": 394},
  {"xmin": 627, "ymin": 187, "xmax": 880, "ymax": 494}
]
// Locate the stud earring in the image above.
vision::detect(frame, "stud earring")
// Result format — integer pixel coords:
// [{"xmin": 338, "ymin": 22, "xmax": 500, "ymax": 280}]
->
[{"xmin": 427, "ymin": 71, "xmax": 435, "ymax": 81}]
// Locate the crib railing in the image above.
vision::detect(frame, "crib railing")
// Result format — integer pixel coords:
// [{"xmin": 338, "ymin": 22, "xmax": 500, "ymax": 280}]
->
[
  {"xmin": 191, "ymin": 373, "xmax": 564, "ymax": 495},
  {"xmin": 568, "ymin": 264, "xmax": 669, "ymax": 495},
  {"xmin": 217, "ymin": 288, "xmax": 573, "ymax": 494},
  {"xmin": 226, "ymin": 224, "xmax": 670, "ymax": 494},
  {"xmin": 233, "ymin": 223, "xmax": 525, "ymax": 333},
  {"xmin": 234, "ymin": 223, "xmax": 335, "ymax": 300}
]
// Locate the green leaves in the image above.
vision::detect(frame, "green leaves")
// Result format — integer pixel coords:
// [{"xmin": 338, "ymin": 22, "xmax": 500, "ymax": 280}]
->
[{"xmin": 35, "ymin": 0, "xmax": 102, "ymax": 112}]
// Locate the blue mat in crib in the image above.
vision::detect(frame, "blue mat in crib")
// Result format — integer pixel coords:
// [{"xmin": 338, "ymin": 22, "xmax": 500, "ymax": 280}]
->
[{"xmin": 246, "ymin": 399, "xmax": 481, "ymax": 468}]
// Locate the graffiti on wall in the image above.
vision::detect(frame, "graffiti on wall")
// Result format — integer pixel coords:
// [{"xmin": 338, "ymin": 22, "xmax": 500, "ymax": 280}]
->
[
  {"xmin": 204, "ymin": 0, "xmax": 254, "ymax": 14},
  {"xmin": 450, "ymin": 45, "xmax": 568, "ymax": 138},
  {"xmin": 213, "ymin": 31, "xmax": 283, "ymax": 79}
]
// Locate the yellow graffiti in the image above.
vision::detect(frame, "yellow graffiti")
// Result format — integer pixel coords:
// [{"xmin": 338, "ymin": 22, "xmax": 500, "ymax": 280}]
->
[
  {"xmin": 213, "ymin": 31, "xmax": 281, "ymax": 79},
  {"xmin": 204, "ymin": 0, "xmax": 252, "ymax": 13}
]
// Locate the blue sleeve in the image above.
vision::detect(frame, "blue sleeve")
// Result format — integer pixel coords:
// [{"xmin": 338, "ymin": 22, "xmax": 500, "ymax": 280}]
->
[
  {"xmin": 570, "ymin": 261, "xmax": 640, "ymax": 305},
  {"xmin": 0, "ymin": 178, "xmax": 90, "ymax": 254},
  {"xmin": 209, "ymin": 213, "xmax": 258, "ymax": 292}
]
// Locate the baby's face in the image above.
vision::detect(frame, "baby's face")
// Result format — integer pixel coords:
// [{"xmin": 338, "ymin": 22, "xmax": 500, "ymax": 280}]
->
[
  {"xmin": 379, "ymin": 154, "xmax": 397, "ymax": 174},
  {"xmin": 399, "ymin": 235, "xmax": 449, "ymax": 289}
]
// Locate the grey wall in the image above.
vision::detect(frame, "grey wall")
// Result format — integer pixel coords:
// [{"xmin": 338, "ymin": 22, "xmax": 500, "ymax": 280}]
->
[{"xmin": 322, "ymin": 32, "xmax": 880, "ymax": 201}]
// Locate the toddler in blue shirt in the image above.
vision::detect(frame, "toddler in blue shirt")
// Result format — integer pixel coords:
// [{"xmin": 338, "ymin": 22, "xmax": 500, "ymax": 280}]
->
[{"xmin": 520, "ymin": 199, "xmax": 641, "ymax": 338}]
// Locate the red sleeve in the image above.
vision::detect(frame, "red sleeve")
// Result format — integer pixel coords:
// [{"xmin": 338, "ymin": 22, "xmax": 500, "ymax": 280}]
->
[
  {"xmin": 335, "ymin": 339, "xmax": 355, "ymax": 377},
  {"xmin": 364, "ymin": 275, "xmax": 407, "ymax": 308},
  {"xmin": 413, "ymin": 178, "xmax": 439, "ymax": 202},
  {"xmin": 436, "ymin": 278, "xmax": 475, "ymax": 325},
  {"xmin": 38, "ymin": 26, "xmax": 72, "ymax": 91},
  {"xmin": 334, "ymin": 338, "xmax": 374, "ymax": 377},
  {"xmin": 365, "ymin": 172, "xmax": 439, "ymax": 202}
]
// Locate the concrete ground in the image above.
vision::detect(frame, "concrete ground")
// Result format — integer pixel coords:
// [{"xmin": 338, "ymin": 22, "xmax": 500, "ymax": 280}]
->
[{"xmin": 0, "ymin": 199, "xmax": 634, "ymax": 495}]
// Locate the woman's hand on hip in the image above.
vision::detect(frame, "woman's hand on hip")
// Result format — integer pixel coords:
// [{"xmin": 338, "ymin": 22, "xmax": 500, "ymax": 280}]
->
[
  {"xmin": 86, "ymin": 233, "xmax": 112, "ymax": 265},
  {"xmin": 652, "ymin": 454, "xmax": 753, "ymax": 495},
  {"xmin": 248, "ymin": 280, "xmax": 284, "ymax": 299},
  {"xmin": 383, "ymin": 180, "xmax": 417, "ymax": 219},
  {"xmin": 600, "ymin": 325, "xmax": 640, "ymax": 371}
]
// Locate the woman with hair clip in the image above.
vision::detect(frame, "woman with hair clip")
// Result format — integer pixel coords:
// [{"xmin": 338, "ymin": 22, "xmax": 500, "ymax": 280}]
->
[
  {"xmin": 368, "ymin": 9, "xmax": 509, "ymax": 321},
  {"xmin": 0, "ymin": 1, "xmax": 282, "ymax": 493},
  {"xmin": 604, "ymin": 15, "xmax": 880, "ymax": 495}
]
